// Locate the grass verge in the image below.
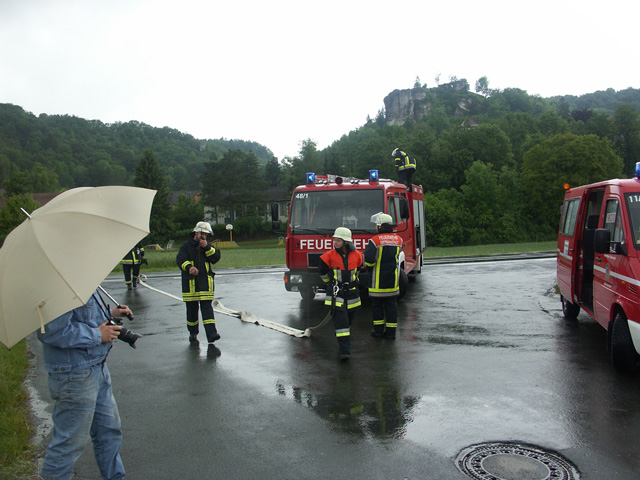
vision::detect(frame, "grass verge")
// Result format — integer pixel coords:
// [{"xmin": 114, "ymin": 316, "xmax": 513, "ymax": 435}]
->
[
  {"xmin": 2, "ymin": 239, "xmax": 556, "ymax": 476},
  {"xmin": 0, "ymin": 340, "xmax": 38, "ymax": 479}
]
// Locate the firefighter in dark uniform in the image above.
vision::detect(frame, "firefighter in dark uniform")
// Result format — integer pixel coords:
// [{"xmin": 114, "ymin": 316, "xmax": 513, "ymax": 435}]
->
[
  {"xmin": 364, "ymin": 213, "xmax": 403, "ymax": 339},
  {"xmin": 121, "ymin": 241, "xmax": 145, "ymax": 290},
  {"xmin": 176, "ymin": 221, "xmax": 221, "ymax": 344},
  {"xmin": 392, "ymin": 148, "xmax": 416, "ymax": 190},
  {"xmin": 318, "ymin": 227, "xmax": 363, "ymax": 361}
]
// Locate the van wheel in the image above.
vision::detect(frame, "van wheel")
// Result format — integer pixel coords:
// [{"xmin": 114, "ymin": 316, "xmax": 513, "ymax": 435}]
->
[
  {"xmin": 299, "ymin": 286, "xmax": 315, "ymax": 301},
  {"xmin": 561, "ymin": 295, "xmax": 580, "ymax": 319},
  {"xmin": 611, "ymin": 312, "xmax": 640, "ymax": 372},
  {"xmin": 398, "ymin": 270, "xmax": 409, "ymax": 300}
]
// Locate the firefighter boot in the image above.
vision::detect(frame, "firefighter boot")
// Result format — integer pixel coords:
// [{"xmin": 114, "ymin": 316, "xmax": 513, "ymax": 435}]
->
[{"xmin": 338, "ymin": 337, "xmax": 350, "ymax": 361}]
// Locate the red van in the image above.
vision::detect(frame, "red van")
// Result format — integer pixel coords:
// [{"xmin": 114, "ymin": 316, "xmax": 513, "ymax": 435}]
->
[{"xmin": 557, "ymin": 173, "xmax": 640, "ymax": 372}]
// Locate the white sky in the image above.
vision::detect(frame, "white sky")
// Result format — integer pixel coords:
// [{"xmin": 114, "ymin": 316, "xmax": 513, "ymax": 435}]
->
[{"xmin": 1, "ymin": 0, "xmax": 638, "ymax": 160}]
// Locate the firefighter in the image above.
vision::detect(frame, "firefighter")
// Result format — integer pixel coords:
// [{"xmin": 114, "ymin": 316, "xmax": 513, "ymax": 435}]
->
[
  {"xmin": 391, "ymin": 148, "xmax": 416, "ymax": 190},
  {"xmin": 364, "ymin": 213, "xmax": 403, "ymax": 339},
  {"xmin": 176, "ymin": 221, "xmax": 222, "ymax": 344},
  {"xmin": 318, "ymin": 227, "xmax": 363, "ymax": 361},
  {"xmin": 121, "ymin": 241, "xmax": 145, "ymax": 290}
]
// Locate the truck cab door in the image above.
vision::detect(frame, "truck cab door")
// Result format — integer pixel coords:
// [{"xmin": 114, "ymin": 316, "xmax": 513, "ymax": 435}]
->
[
  {"xmin": 557, "ymin": 196, "xmax": 582, "ymax": 305},
  {"xmin": 593, "ymin": 197, "xmax": 626, "ymax": 328}
]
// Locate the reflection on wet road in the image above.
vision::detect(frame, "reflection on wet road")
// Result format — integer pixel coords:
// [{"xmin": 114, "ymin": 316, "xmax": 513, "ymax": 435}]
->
[{"xmin": 29, "ymin": 258, "xmax": 640, "ymax": 479}]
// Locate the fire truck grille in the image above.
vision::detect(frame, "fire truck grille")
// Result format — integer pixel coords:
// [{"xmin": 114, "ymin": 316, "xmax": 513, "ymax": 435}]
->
[{"xmin": 307, "ymin": 253, "xmax": 321, "ymax": 269}]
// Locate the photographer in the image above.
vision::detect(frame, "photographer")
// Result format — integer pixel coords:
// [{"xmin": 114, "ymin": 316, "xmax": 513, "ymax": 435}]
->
[{"xmin": 37, "ymin": 290, "xmax": 133, "ymax": 480}]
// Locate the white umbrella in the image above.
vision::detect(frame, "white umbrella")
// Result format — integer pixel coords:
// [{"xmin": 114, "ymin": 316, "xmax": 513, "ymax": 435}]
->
[{"xmin": 0, "ymin": 186, "xmax": 156, "ymax": 348}]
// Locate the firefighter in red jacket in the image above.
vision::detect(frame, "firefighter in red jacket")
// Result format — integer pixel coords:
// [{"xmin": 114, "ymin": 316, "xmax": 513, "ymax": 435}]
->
[
  {"xmin": 121, "ymin": 241, "xmax": 145, "ymax": 290},
  {"xmin": 318, "ymin": 227, "xmax": 363, "ymax": 361},
  {"xmin": 364, "ymin": 213, "xmax": 403, "ymax": 339},
  {"xmin": 176, "ymin": 222, "xmax": 221, "ymax": 344}
]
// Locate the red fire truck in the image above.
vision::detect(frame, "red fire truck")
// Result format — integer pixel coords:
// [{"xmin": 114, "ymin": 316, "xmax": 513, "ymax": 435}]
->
[
  {"xmin": 557, "ymin": 168, "xmax": 640, "ymax": 371},
  {"xmin": 276, "ymin": 170, "xmax": 425, "ymax": 300}
]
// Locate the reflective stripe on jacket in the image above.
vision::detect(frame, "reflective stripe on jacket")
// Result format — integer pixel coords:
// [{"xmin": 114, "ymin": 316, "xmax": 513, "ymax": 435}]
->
[
  {"xmin": 364, "ymin": 233, "xmax": 403, "ymax": 297},
  {"xmin": 176, "ymin": 237, "xmax": 221, "ymax": 301},
  {"xmin": 318, "ymin": 248, "xmax": 363, "ymax": 309},
  {"xmin": 121, "ymin": 241, "xmax": 145, "ymax": 265},
  {"xmin": 393, "ymin": 150, "xmax": 416, "ymax": 171}
]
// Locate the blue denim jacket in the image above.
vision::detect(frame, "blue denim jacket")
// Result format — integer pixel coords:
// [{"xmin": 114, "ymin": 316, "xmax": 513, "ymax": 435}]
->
[{"xmin": 38, "ymin": 291, "xmax": 113, "ymax": 373}]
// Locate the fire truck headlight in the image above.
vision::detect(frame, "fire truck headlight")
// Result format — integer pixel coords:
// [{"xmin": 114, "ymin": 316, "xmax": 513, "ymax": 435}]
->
[
  {"xmin": 369, "ymin": 169, "xmax": 379, "ymax": 182},
  {"xmin": 306, "ymin": 172, "xmax": 316, "ymax": 184},
  {"xmin": 290, "ymin": 274, "xmax": 303, "ymax": 283}
]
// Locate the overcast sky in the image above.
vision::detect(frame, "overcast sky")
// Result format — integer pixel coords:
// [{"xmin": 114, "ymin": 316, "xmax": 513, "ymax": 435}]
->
[{"xmin": 1, "ymin": 0, "xmax": 638, "ymax": 160}]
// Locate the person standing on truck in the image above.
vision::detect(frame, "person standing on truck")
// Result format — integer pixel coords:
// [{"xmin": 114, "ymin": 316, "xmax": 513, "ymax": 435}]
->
[
  {"xmin": 176, "ymin": 221, "xmax": 222, "ymax": 344},
  {"xmin": 392, "ymin": 148, "xmax": 416, "ymax": 190},
  {"xmin": 318, "ymin": 227, "xmax": 363, "ymax": 361},
  {"xmin": 364, "ymin": 213, "xmax": 403, "ymax": 339}
]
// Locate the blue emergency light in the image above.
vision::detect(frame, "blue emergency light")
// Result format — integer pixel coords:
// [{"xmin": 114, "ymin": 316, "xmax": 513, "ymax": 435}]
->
[
  {"xmin": 369, "ymin": 169, "xmax": 379, "ymax": 182},
  {"xmin": 306, "ymin": 172, "xmax": 316, "ymax": 184},
  {"xmin": 635, "ymin": 162, "xmax": 640, "ymax": 179}
]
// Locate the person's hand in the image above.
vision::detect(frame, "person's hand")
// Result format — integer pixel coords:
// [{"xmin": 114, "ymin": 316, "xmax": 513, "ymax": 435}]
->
[
  {"xmin": 99, "ymin": 321, "xmax": 121, "ymax": 344},
  {"xmin": 111, "ymin": 305, "xmax": 133, "ymax": 318},
  {"xmin": 199, "ymin": 238, "xmax": 208, "ymax": 248},
  {"xmin": 189, "ymin": 266, "xmax": 198, "ymax": 275}
]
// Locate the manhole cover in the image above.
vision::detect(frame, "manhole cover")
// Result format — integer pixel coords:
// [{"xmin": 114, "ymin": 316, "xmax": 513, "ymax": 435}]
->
[{"xmin": 456, "ymin": 442, "xmax": 580, "ymax": 480}]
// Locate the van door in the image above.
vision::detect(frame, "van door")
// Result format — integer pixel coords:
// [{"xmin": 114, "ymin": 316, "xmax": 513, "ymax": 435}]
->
[
  {"xmin": 593, "ymin": 197, "xmax": 627, "ymax": 329},
  {"xmin": 557, "ymin": 195, "xmax": 582, "ymax": 305}
]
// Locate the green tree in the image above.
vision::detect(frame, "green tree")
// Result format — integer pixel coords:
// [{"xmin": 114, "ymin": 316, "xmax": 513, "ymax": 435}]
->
[
  {"xmin": 612, "ymin": 104, "xmax": 640, "ymax": 175},
  {"xmin": 172, "ymin": 194, "xmax": 204, "ymax": 234},
  {"xmin": 3, "ymin": 162, "xmax": 60, "ymax": 195},
  {"xmin": 133, "ymin": 149, "xmax": 172, "ymax": 243},
  {"xmin": 0, "ymin": 193, "xmax": 41, "ymax": 246},
  {"xmin": 264, "ymin": 157, "xmax": 282, "ymax": 187},
  {"xmin": 475, "ymin": 76, "xmax": 490, "ymax": 96},
  {"xmin": 521, "ymin": 133, "xmax": 623, "ymax": 236}
]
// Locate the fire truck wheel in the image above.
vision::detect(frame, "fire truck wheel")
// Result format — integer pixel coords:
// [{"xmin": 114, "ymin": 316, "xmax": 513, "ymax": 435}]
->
[
  {"xmin": 299, "ymin": 286, "xmax": 315, "ymax": 300},
  {"xmin": 561, "ymin": 295, "xmax": 580, "ymax": 319},
  {"xmin": 611, "ymin": 312, "xmax": 640, "ymax": 373},
  {"xmin": 398, "ymin": 270, "xmax": 409, "ymax": 300}
]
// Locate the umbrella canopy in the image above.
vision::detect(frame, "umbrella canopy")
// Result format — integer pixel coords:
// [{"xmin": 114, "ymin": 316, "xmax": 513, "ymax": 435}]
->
[{"xmin": 0, "ymin": 186, "xmax": 156, "ymax": 348}]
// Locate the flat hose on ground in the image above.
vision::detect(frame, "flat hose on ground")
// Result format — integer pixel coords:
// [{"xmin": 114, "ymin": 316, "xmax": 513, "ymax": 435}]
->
[{"xmin": 137, "ymin": 276, "xmax": 332, "ymax": 338}]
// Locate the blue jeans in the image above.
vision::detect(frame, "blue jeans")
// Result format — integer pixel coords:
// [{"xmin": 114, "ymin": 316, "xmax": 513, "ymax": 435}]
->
[{"xmin": 41, "ymin": 363, "xmax": 125, "ymax": 480}]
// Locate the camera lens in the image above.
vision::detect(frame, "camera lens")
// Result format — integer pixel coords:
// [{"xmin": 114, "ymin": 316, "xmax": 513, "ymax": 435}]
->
[{"xmin": 118, "ymin": 327, "xmax": 142, "ymax": 348}]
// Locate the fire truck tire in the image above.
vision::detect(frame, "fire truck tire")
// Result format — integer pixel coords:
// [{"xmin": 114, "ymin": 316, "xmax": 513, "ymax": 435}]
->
[
  {"xmin": 398, "ymin": 270, "xmax": 409, "ymax": 300},
  {"xmin": 561, "ymin": 295, "xmax": 580, "ymax": 319},
  {"xmin": 299, "ymin": 286, "xmax": 315, "ymax": 300},
  {"xmin": 611, "ymin": 312, "xmax": 640, "ymax": 372}
]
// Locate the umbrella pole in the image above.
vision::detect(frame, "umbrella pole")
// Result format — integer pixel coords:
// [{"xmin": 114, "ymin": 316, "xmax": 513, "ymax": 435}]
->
[{"xmin": 98, "ymin": 285, "xmax": 134, "ymax": 320}]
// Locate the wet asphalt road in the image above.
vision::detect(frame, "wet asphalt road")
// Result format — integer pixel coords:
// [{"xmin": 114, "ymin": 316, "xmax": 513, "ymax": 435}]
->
[{"xmin": 27, "ymin": 258, "xmax": 640, "ymax": 479}]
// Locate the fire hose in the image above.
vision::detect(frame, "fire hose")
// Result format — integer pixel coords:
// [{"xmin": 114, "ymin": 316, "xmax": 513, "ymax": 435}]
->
[{"xmin": 137, "ymin": 275, "xmax": 333, "ymax": 338}]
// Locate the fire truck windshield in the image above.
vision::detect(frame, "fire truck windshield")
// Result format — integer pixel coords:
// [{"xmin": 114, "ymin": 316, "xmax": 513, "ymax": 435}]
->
[{"xmin": 290, "ymin": 189, "xmax": 384, "ymax": 234}]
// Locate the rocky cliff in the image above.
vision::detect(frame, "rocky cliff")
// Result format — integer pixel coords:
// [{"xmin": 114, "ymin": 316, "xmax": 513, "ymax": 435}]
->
[
  {"xmin": 383, "ymin": 88, "xmax": 431, "ymax": 126},
  {"xmin": 384, "ymin": 80, "xmax": 473, "ymax": 125}
]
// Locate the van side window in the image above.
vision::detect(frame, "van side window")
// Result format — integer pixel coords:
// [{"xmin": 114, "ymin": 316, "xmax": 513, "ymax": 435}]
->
[
  {"xmin": 561, "ymin": 198, "xmax": 580, "ymax": 236},
  {"xmin": 624, "ymin": 193, "xmax": 640, "ymax": 248},
  {"xmin": 604, "ymin": 199, "xmax": 625, "ymax": 248}
]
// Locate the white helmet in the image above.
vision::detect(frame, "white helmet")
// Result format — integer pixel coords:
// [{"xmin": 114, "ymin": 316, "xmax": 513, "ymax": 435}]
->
[
  {"xmin": 391, "ymin": 148, "xmax": 400, "ymax": 157},
  {"xmin": 371, "ymin": 212, "xmax": 394, "ymax": 226},
  {"xmin": 332, "ymin": 227, "xmax": 353, "ymax": 243},
  {"xmin": 193, "ymin": 221, "xmax": 213, "ymax": 234}
]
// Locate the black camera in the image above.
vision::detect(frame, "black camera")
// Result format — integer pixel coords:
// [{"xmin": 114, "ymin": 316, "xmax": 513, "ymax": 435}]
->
[
  {"xmin": 109, "ymin": 317, "xmax": 142, "ymax": 348},
  {"xmin": 141, "ymin": 258, "xmax": 148, "ymax": 265}
]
